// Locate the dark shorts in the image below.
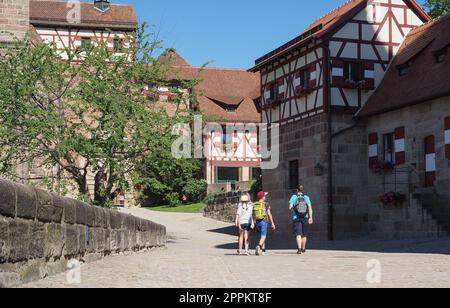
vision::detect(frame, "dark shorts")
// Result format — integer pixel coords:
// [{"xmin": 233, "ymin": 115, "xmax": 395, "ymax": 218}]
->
[
  {"xmin": 240, "ymin": 223, "xmax": 251, "ymax": 231},
  {"xmin": 293, "ymin": 219, "xmax": 308, "ymax": 237}
]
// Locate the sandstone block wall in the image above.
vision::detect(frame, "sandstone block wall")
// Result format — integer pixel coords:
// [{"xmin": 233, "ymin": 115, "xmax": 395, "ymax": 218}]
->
[
  {"xmin": 0, "ymin": 178, "xmax": 166, "ymax": 287},
  {"xmin": 0, "ymin": 0, "xmax": 29, "ymax": 44}
]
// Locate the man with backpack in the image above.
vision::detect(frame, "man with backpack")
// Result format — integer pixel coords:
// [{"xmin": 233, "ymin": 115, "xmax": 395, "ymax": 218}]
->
[
  {"xmin": 289, "ymin": 185, "xmax": 313, "ymax": 255},
  {"xmin": 253, "ymin": 191, "xmax": 276, "ymax": 256}
]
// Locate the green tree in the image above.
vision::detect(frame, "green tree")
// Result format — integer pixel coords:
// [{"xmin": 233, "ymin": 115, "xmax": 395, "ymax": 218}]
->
[
  {"xmin": 135, "ymin": 135, "xmax": 207, "ymax": 206},
  {"xmin": 0, "ymin": 25, "xmax": 199, "ymax": 207},
  {"xmin": 423, "ymin": 0, "xmax": 450, "ymax": 18}
]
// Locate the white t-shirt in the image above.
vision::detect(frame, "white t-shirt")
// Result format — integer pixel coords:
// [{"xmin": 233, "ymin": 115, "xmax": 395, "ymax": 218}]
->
[{"xmin": 236, "ymin": 202, "xmax": 254, "ymax": 224}]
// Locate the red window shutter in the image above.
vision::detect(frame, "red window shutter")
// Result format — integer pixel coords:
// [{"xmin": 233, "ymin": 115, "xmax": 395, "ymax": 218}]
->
[
  {"xmin": 395, "ymin": 127, "xmax": 406, "ymax": 165},
  {"xmin": 364, "ymin": 62, "xmax": 375, "ymax": 90},
  {"xmin": 332, "ymin": 60, "xmax": 345, "ymax": 86},
  {"xmin": 368, "ymin": 133, "xmax": 379, "ymax": 168},
  {"xmin": 445, "ymin": 116, "xmax": 450, "ymax": 159},
  {"xmin": 424, "ymin": 135, "xmax": 436, "ymax": 187}
]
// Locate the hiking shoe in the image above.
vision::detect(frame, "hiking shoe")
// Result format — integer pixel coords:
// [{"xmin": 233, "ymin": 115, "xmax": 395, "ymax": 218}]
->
[{"xmin": 255, "ymin": 245, "xmax": 261, "ymax": 256}]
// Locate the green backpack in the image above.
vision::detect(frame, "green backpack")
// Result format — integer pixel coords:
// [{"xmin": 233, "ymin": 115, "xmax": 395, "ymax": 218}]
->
[{"xmin": 253, "ymin": 201, "xmax": 267, "ymax": 221}]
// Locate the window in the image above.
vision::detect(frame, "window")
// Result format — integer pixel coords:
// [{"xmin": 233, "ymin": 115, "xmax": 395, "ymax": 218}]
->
[
  {"xmin": 217, "ymin": 167, "xmax": 240, "ymax": 184},
  {"xmin": 81, "ymin": 37, "xmax": 92, "ymax": 51},
  {"xmin": 435, "ymin": 48, "xmax": 447, "ymax": 63},
  {"xmin": 289, "ymin": 160, "xmax": 299, "ymax": 190},
  {"xmin": 344, "ymin": 61, "xmax": 364, "ymax": 82},
  {"xmin": 113, "ymin": 38, "xmax": 124, "ymax": 52},
  {"xmin": 222, "ymin": 127, "xmax": 232, "ymax": 145},
  {"xmin": 301, "ymin": 69, "xmax": 311, "ymax": 90},
  {"xmin": 269, "ymin": 83, "xmax": 277, "ymax": 101},
  {"xmin": 383, "ymin": 133, "xmax": 396, "ymax": 165},
  {"xmin": 398, "ymin": 64, "xmax": 409, "ymax": 76}
]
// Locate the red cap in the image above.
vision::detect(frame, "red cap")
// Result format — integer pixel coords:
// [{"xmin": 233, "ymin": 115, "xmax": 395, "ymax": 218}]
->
[{"xmin": 257, "ymin": 191, "xmax": 266, "ymax": 200}]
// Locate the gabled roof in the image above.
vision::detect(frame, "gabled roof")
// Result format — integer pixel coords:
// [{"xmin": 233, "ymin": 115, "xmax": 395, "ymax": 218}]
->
[
  {"xmin": 159, "ymin": 49, "xmax": 192, "ymax": 67},
  {"xmin": 165, "ymin": 59, "xmax": 261, "ymax": 123},
  {"xmin": 250, "ymin": 0, "xmax": 430, "ymax": 71},
  {"xmin": 30, "ymin": 0, "xmax": 137, "ymax": 31},
  {"xmin": 358, "ymin": 14, "xmax": 450, "ymax": 117}
]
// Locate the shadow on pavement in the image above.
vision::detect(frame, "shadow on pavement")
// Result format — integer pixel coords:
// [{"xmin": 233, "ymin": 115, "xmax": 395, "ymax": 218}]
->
[{"xmin": 208, "ymin": 226, "xmax": 450, "ymax": 255}]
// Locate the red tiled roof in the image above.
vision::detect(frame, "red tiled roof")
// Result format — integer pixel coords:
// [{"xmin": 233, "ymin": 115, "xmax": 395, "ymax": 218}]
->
[
  {"xmin": 251, "ymin": 0, "xmax": 430, "ymax": 71},
  {"xmin": 164, "ymin": 52, "xmax": 261, "ymax": 123},
  {"xmin": 159, "ymin": 49, "xmax": 192, "ymax": 67},
  {"xmin": 358, "ymin": 14, "xmax": 450, "ymax": 117},
  {"xmin": 30, "ymin": 1, "xmax": 137, "ymax": 30}
]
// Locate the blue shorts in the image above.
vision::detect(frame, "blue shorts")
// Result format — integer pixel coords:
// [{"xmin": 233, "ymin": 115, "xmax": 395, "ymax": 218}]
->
[
  {"xmin": 293, "ymin": 219, "xmax": 308, "ymax": 237},
  {"xmin": 256, "ymin": 220, "xmax": 269, "ymax": 237},
  {"xmin": 240, "ymin": 223, "xmax": 251, "ymax": 231}
]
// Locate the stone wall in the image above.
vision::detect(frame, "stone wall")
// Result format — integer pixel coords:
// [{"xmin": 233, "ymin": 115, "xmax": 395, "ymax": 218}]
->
[
  {"xmin": 331, "ymin": 114, "xmax": 370, "ymax": 239},
  {"xmin": 0, "ymin": 178, "xmax": 166, "ymax": 287},
  {"xmin": 0, "ymin": 0, "xmax": 29, "ymax": 44},
  {"xmin": 204, "ymin": 191, "xmax": 248, "ymax": 223},
  {"xmin": 262, "ymin": 113, "xmax": 330, "ymax": 240}
]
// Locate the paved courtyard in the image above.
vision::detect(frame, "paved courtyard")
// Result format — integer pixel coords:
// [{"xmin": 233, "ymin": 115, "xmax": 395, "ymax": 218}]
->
[{"xmin": 25, "ymin": 208, "xmax": 450, "ymax": 288}]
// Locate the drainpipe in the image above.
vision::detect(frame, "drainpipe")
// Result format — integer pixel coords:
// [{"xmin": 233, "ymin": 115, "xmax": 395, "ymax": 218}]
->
[{"xmin": 324, "ymin": 43, "xmax": 334, "ymax": 241}]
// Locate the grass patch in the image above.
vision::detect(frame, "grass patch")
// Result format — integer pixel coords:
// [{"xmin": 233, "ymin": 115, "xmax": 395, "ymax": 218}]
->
[{"xmin": 145, "ymin": 203, "xmax": 206, "ymax": 213}]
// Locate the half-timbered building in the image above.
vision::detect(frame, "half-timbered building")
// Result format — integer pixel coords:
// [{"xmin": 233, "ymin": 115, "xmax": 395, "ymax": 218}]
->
[
  {"xmin": 250, "ymin": 0, "xmax": 431, "ymax": 240},
  {"xmin": 158, "ymin": 50, "xmax": 262, "ymax": 193},
  {"xmin": 30, "ymin": 0, "xmax": 136, "ymax": 64},
  {"xmin": 4, "ymin": 0, "xmax": 138, "ymax": 206}
]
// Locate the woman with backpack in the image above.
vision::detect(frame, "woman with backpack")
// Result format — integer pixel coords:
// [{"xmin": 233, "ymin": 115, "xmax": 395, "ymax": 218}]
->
[
  {"xmin": 289, "ymin": 185, "xmax": 313, "ymax": 255},
  {"xmin": 235, "ymin": 194, "xmax": 254, "ymax": 256},
  {"xmin": 253, "ymin": 191, "xmax": 276, "ymax": 256}
]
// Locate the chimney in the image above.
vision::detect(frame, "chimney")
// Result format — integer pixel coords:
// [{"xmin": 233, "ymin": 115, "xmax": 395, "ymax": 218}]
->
[
  {"xmin": 0, "ymin": 0, "xmax": 30, "ymax": 45},
  {"xmin": 94, "ymin": 0, "xmax": 111, "ymax": 13}
]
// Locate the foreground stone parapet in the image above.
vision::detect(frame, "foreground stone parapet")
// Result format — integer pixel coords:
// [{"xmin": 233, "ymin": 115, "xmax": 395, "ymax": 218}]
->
[{"xmin": 0, "ymin": 178, "xmax": 166, "ymax": 287}]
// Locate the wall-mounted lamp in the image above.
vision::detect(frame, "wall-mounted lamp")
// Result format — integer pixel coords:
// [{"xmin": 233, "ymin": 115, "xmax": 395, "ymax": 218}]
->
[{"xmin": 314, "ymin": 163, "xmax": 325, "ymax": 176}]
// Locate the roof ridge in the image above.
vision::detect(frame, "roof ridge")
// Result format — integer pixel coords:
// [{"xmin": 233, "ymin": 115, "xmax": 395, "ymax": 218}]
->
[
  {"xmin": 406, "ymin": 12, "xmax": 449, "ymax": 36},
  {"xmin": 173, "ymin": 65, "xmax": 258, "ymax": 73},
  {"xmin": 305, "ymin": 0, "xmax": 361, "ymax": 30}
]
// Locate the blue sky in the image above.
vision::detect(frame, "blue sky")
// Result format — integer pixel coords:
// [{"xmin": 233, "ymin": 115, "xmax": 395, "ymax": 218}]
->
[{"xmin": 118, "ymin": 0, "xmax": 426, "ymax": 69}]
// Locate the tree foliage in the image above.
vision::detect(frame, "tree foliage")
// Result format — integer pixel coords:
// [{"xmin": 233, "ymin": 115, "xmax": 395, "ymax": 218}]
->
[
  {"xmin": 0, "ymin": 25, "xmax": 201, "ymax": 207},
  {"xmin": 423, "ymin": 0, "xmax": 450, "ymax": 18}
]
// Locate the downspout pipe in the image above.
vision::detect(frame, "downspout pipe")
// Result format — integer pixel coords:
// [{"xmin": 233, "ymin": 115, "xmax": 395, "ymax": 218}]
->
[{"xmin": 324, "ymin": 43, "xmax": 334, "ymax": 241}]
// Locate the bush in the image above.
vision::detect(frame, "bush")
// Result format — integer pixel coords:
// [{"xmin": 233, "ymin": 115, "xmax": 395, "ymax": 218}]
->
[
  {"xmin": 183, "ymin": 179, "xmax": 207, "ymax": 203},
  {"xmin": 166, "ymin": 192, "xmax": 181, "ymax": 207}
]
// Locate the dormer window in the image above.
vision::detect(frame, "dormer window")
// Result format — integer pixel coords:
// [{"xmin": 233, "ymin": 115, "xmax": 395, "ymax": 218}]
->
[
  {"xmin": 94, "ymin": 0, "xmax": 111, "ymax": 13},
  {"xmin": 398, "ymin": 63, "xmax": 409, "ymax": 76},
  {"xmin": 435, "ymin": 47, "xmax": 447, "ymax": 63}
]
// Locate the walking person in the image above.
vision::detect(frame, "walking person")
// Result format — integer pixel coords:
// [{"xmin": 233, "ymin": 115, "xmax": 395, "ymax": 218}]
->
[
  {"xmin": 289, "ymin": 185, "xmax": 313, "ymax": 255},
  {"xmin": 235, "ymin": 194, "xmax": 254, "ymax": 255},
  {"xmin": 253, "ymin": 191, "xmax": 276, "ymax": 256}
]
